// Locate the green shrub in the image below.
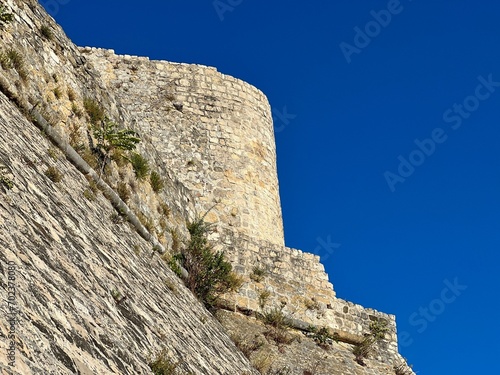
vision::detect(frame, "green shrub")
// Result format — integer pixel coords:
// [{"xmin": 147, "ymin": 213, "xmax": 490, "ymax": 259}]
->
[
  {"xmin": 250, "ymin": 266, "xmax": 266, "ymax": 282},
  {"xmin": 353, "ymin": 319, "xmax": 389, "ymax": 365},
  {"xmin": 169, "ymin": 216, "xmax": 240, "ymax": 308},
  {"xmin": 83, "ymin": 97, "xmax": 105, "ymax": 125},
  {"xmin": 0, "ymin": 6, "xmax": 13, "ymax": 28},
  {"xmin": 130, "ymin": 153, "xmax": 150, "ymax": 180},
  {"xmin": 6, "ymin": 49, "xmax": 27, "ymax": 82},
  {"xmin": 307, "ymin": 325, "xmax": 338, "ymax": 349},
  {"xmin": 93, "ymin": 118, "xmax": 140, "ymax": 154},
  {"xmin": 92, "ymin": 117, "xmax": 140, "ymax": 175},
  {"xmin": 262, "ymin": 306, "xmax": 291, "ymax": 329},
  {"xmin": 261, "ymin": 306, "xmax": 293, "ymax": 345},
  {"xmin": 40, "ymin": 25, "xmax": 54, "ymax": 40},
  {"xmin": 149, "ymin": 349, "xmax": 179, "ymax": 375},
  {"xmin": 53, "ymin": 86, "xmax": 62, "ymax": 99},
  {"xmin": 45, "ymin": 166, "xmax": 62, "ymax": 183},
  {"xmin": 150, "ymin": 171, "xmax": 164, "ymax": 193}
]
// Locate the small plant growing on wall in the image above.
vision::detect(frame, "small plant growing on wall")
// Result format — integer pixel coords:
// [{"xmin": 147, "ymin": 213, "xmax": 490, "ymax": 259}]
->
[
  {"xmin": 250, "ymin": 266, "xmax": 266, "ymax": 282},
  {"xmin": 168, "ymin": 214, "xmax": 242, "ymax": 308},
  {"xmin": 83, "ymin": 97, "xmax": 105, "ymax": 125},
  {"xmin": 150, "ymin": 171, "xmax": 164, "ymax": 192},
  {"xmin": 0, "ymin": 6, "xmax": 13, "ymax": 28},
  {"xmin": 258, "ymin": 289, "xmax": 271, "ymax": 309},
  {"xmin": 353, "ymin": 319, "xmax": 389, "ymax": 366},
  {"xmin": 40, "ymin": 25, "xmax": 54, "ymax": 40},
  {"xmin": 92, "ymin": 117, "xmax": 140, "ymax": 176},
  {"xmin": 2, "ymin": 49, "xmax": 28, "ymax": 82},
  {"xmin": 148, "ymin": 349, "xmax": 180, "ymax": 375},
  {"xmin": 52, "ymin": 86, "xmax": 63, "ymax": 99},
  {"xmin": 44, "ymin": 166, "xmax": 63, "ymax": 183},
  {"xmin": 307, "ymin": 325, "xmax": 338, "ymax": 350},
  {"xmin": 130, "ymin": 152, "xmax": 150, "ymax": 180},
  {"xmin": 261, "ymin": 305, "xmax": 293, "ymax": 345}
]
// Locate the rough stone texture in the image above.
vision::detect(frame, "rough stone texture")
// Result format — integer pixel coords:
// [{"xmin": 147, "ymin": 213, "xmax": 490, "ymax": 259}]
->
[
  {"xmin": 217, "ymin": 310, "xmax": 409, "ymax": 375},
  {"xmin": 0, "ymin": 93, "xmax": 258, "ymax": 374},
  {"xmin": 0, "ymin": 1, "xmax": 414, "ymax": 374},
  {"xmin": 81, "ymin": 48, "xmax": 406, "ymax": 365},
  {"xmin": 81, "ymin": 47, "xmax": 285, "ymax": 248}
]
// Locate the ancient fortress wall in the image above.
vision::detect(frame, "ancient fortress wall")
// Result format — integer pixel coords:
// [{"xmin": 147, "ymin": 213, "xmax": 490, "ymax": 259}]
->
[
  {"xmin": 82, "ymin": 48, "xmax": 285, "ymax": 247},
  {"xmin": 83, "ymin": 47, "xmax": 403, "ymax": 363},
  {"xmin": 0, "ymin": 1, "xmax": 414, "ymax": 373}
]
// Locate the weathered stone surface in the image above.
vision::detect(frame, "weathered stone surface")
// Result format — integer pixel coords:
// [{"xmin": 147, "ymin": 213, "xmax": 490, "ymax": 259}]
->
[
  {"xmin": 0, "ymin": 93, "xmax": 258, "ymax": 374},
  {"xmin": 217, "ymin": 310, "xmax": 409, "ymax": 375},
  {"xmin": 0, "ymin": 1, "xmax": 414, "ymax": 374},
  {"xmin": 82, "ymin": 47, "xmax": 284, "ymax": 248}
]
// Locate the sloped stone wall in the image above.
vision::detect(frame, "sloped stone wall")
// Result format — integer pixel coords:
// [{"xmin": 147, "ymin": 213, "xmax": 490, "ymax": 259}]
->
[
  {"xmin": 0, "ymin": 92, "xmax": 258, "ymax": 374},
  {"xmin": 0, "ymin": 1, "xmax": 415, "ymax": 373}
]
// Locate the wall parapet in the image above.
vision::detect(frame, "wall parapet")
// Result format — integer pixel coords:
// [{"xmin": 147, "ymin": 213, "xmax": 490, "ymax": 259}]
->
[{"xmin": 219, "ymin": 233, "xmax": 400, "ymax": 362}]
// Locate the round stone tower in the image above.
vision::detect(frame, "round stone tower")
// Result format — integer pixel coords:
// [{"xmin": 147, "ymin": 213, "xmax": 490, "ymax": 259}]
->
[{"xmin": 84, "ymin": 49, "xmax": 285, "ymax": 247}]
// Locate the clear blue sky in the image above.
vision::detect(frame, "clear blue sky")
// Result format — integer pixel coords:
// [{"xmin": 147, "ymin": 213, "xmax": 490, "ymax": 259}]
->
[{"xmin": 44, "ymin": 1, "xmax": 500, "ymax": 373}]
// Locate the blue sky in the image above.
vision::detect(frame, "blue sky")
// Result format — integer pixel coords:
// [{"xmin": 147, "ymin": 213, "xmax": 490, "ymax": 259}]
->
[{"xmin": 44, "ymin": 1, "xmax": 500, "ymax": 373}]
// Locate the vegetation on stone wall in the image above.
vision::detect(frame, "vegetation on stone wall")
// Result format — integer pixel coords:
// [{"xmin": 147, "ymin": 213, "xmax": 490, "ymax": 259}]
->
[
  {"xmin": 394, "ymin": 360, "xmax": 413, "ymax": 375},
  {"xmin": 0, "ymin": 48, "xmax": 28, "ymax": 82},
  {"xmin": 150, "ymin": 170, "xmax": 164, "ymax": 192},
  {"xmin": 83, "ymin": 97, "xmax": 105, "ymax": 125},
  {"xmin": 0, "ymin": 165, "xmax": 13, "ymax": 190},
  {"xmin": 260, "ymin": 305, "xmax": 293, "ymax": 345},
  {"xmin": 168, "ymin": 215, "xmax": 242, "ymax": 308},
  {"xmin": 353, "ymin": 319, "xmax": 389, "ymax": 366},
  {"xmin": 44, "ymin": 165, "xmax": 63, "ymax": 183},
  {"xmin": 307, "ymin": 325, "xmax": 339, "ymax": 350},
  {"xmin": 92, "ymin": 117, "xmax": 140, "ymax": 176},
  {"xmin": 130, "ymin": 152, "xmax": 150, "ymax": 180},
  {"xmin": 250, "ymin": 266, "xmax": 266, "ymax": 282},
  {"xmin": 0, "ymin": 6, "xmax": 13, "ymax": 28},
  {"xmin": 40, "ymin": 25, "xmax": 54, "ymax": 41},
  {"xmin": 149, "ymin": 349, "xmax": 182, "ymax": 375}
]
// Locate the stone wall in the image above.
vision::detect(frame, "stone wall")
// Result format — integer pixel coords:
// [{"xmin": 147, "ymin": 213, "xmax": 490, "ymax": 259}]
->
[
  {"xmin": 0, "ymin": 92, "xmax": 258, "ymax": 374},
  {"xmin": 82, "ymin": 47, "xmax": 285, "ymax": 248},
  {"xmin": 76, "ymin": 41, "xmax": 404, "ymax": 368},
  {"xmin": 219, "ymin": 235, "xmax": 401, "ymax": 364},
  {"xmin": 0, "ymin": 1, "xmax": 415, "ymax": 373}
]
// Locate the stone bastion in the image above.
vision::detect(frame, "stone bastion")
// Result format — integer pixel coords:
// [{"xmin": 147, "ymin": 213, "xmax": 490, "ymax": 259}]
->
[{"xmin": 82, "ymin": 47, "xmax": 285, "ymax": 248}]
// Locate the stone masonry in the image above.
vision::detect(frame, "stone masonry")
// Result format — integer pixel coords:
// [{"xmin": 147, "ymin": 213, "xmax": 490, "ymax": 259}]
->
[
  {"xmin": 82, "ymin": 47, "xmax": 285, "ymax": 248},
  {"xmin": 0, "ymin": 1, "xmax": 414, "ymax": 373},
  {"xmin": 84, "ymin": 46, "xmax": 408, "ymax": 366}
]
